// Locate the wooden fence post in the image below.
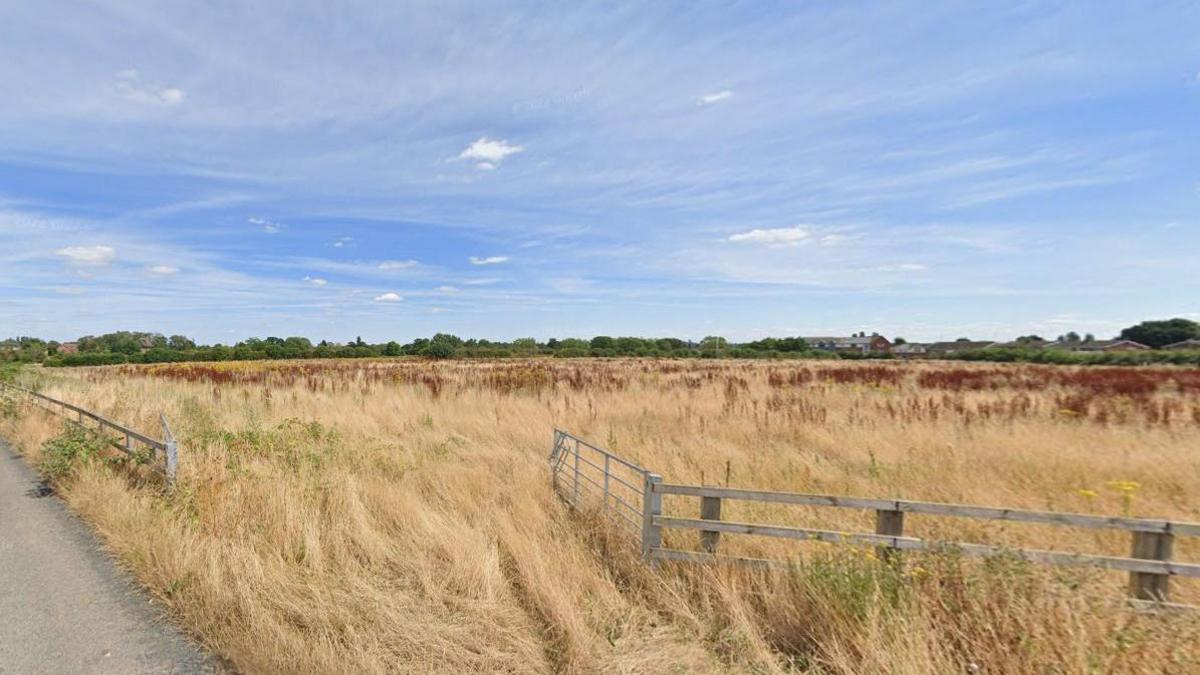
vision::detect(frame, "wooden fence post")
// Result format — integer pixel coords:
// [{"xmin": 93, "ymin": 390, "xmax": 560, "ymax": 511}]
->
[
  {"xmin": 1129, "ymin": 531, "xmax": 1173, "ymax": 601},
  {"xmin": 161, "ymin": 414, "xmax": 178, "ymax": 490},
  {"xmin": 642, "ymin": 473, "xmax": 663, "ymax": 563},
  {"xmin": 164, "ymin": 439, "xmax": 178, "ymax": 489},
  {"xmin": 700, "ymin": 494, "xmax": 722, "ymax": 554},
  {"xmin": 875, "ymin": 508, "xmax": 905, "ymax": 564}
]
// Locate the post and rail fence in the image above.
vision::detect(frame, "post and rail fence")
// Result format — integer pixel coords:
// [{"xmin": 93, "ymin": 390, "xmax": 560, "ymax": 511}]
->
[
  {"xmin": 0, "ymin": 380, "xmax": 179, "ymax": 487},
  {"xmin": 549, "ymin": 429, "xmax": 1200, "ymax": 604}
]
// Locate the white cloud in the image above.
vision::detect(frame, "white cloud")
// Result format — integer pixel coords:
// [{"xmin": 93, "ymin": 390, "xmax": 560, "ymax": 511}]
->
[
  {"xmin": 147, "ymin": 265, "xmax": 180, "ymax": 275},
  {"xmin": 457, "ymin": 137, "xmax": 523, "ymax": 168},
  {"xmin": 727, "ymin": 226, "xmax": 812, "ymax": 247},
  {"xmin": 698, "ymin": 90, "xmax": 734, "ymax": 105},
  {"xmin": 115, "ymin": 70, "xmax": 185, "ymax": 106},
  {"xmin": 374, "ymin": 292, "xmax": 403, "ymax": 302},
  {"xmin": 377, "ymin": 260, "xmax": 420, "ymax": 270},
  {"xmin": 469, "ymin": 255, "xmax": 509, "ymax": 265},
  {"xmin": 437, "ymin": 285, "xmax": 460, "ymax": 293},
  {"xmin": 56, "ymin": 245, "xmax": 116, "ymax": 265},
  {"xmin": 303, "ymin": 275, "xmax": 328, "ymax": 286},
  {"xmin": 874, "ymin": 263, "xmax": 928, "ymax": 272},
  {"xmin": 249, "ymin": 217, "xmax": 282, "ymax": 233},
  {"xmin": 332, "ymin": 236, "xmax": 353, "ymax": 248}
]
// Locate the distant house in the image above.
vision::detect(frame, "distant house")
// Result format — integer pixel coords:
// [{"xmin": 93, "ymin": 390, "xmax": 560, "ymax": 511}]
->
[
  {"xmin": 57, "ymin": 342, "xmax": 79, "ymax": 355},
  {"xmin": 892, "ymin": 343, "xmax": 929, "ymax": 358},
  {"xmin": 803, "ymin": 335, "xmax": 892, "ymax": 355},
  {"xmin": 1046, "ymin": 339, "xmax": 1150, "ymax": 353},
  {"xmin": 991, "ymin": 338, "xmax": 1050, "ymax": 350},
  {"xmin": 1161, "ymin": 339, "xmax": 1200, "ymax": 351},
  {"xmin": 923, "ymin": 340, "xmax": 997, "ymax": 357}
]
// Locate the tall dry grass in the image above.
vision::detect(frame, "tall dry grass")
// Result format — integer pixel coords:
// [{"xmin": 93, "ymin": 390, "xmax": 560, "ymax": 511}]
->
[{"xmin": 4, "ymin": 358, "xmax": 1200, "ymax": 674}]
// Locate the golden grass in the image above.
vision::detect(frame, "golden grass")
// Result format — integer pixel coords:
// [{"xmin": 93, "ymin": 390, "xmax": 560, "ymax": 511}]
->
[{"xmin": 4, "ymin": 358, "xmax": 1200, "ymax": 674}]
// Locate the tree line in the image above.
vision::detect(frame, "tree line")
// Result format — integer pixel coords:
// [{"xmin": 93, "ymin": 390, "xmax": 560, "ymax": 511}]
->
[
  {"xmin": 2, "ymin": 318, "xmax": 1197, "ymax": 367},
  {"xmin": 2, "ymin": 332, "xmax": 836, "ymax": 366}
]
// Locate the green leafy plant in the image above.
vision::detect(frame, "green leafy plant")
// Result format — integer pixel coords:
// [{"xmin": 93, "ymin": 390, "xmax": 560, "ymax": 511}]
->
[{"xmin": 39, "ymin": 426, "xmax": 105, "ymax": 480}]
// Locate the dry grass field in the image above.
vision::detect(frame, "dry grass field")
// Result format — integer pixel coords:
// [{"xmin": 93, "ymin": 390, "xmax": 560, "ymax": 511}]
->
[{"xmin": 5, "ymin": 358, "xmax": 1200, "ymax": 674}]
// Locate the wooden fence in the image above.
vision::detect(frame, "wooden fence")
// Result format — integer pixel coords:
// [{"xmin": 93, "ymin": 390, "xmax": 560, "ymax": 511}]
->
[
  {"xmin": 0, "ymin": 381, "xmax": 178, "ymax": 486},
  {"xmin": 550, "ymin": 430, "xmax": 1200, "ymax": 603}
]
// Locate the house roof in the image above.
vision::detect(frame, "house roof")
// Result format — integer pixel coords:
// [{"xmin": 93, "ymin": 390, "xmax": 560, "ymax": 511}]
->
[
  {"xmin": 1162, "ymin": 339, "xmax": 1200, "ymax": 350},
  {"xmin": 802, "ymin": 336, "xmax": 887, "ymax": 346},
  {"xmin": 1046, "ymin": 339, "xmax": 1150, "ymax": 351},
  {"xmin": 925, "ymin": 341, "xmax": 995, "ymax": 353},
  {"xmin": 991, "ymin": 339, "xmax": 1050, "ymax": 349}
]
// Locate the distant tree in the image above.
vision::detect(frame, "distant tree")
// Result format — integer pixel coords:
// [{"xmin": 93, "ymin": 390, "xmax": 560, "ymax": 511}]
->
[
  {"xmin": 383, "ymin": 341, "xmax": 402, "ymax": 356},
  {"xmin": 426, "ymin": 340, "xmax": 455, "ymax": 359},
  {"xmin": 892, "ymin": 337, "xmax": 907, "ymax": 345},
  {"xmin": 590, "ymin": 336, "xmax": 614, "ymax": 350},
  {"xmin": 1119, "ymin": 318, "xmax": 1200, "ymax": 349},
  {"xmin": 167, "ymin": 335, "xmax": 196, "ymax": 350},
  {"xmin": 1084, "ymin": 333, "xmax": 1095, "ymax": 343},
  {"xmin": 512, "ymin": 337, "xmax": 538, "ymax": 356},
  {"xmin": 1015, "ymin": 335, "xmax": 1044, "ymax": 344},
  {"xmin": 1063, "ymin": 331, "xmax": 1081, "ymax": 343},
  {"xmin": 284, "ymin": 337, "xmax": 313, "ymax": 351},
  {"xmin": 699, "ymin": 336, "xmax": 728, "ymax": 357}
]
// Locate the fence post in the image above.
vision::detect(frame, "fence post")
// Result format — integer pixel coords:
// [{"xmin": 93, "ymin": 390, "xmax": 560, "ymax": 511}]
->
[
  {"xmin": 572, "ymin": 439, "xmax": 581, "ymax": 507},
  {"xmin": 875, "ymin": 508, "xmax": 905, "ymax": 564},
  {"xmin": 1129, "ymin": 530, "xmax": 1173, "ymax": 601},
  {"xmin": 161, "ymin": 414, "xmax": 178, "ymax": 490},
  {"xmin": 603, "ymin": 454, "xmax": 611, "ymax": 511},
  {"xmin": 642, "ymin": 473, "xmax": 663, "ymax": 563},
  {"xmin": 700, "ymin": 494, "xmax": 722, "ymax": 554},
  {"xmin": 550, "ymin": 431, "xmax": 559, "ymax": 491}
]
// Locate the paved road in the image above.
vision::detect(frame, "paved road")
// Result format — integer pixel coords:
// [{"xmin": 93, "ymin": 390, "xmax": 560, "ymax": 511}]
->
[{"xmin": 0, "ymin": 439, "xmax": 218, "ymax": 674}]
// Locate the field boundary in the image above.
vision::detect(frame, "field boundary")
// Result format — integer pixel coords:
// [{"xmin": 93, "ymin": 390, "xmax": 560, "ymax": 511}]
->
[
  {"xmin": 0, "ymin": 381, "xmax": 178, "ymax": 486},
  {"xmin": 549, "ymin": 429, "xmax": 1200, "ymax": 603}
]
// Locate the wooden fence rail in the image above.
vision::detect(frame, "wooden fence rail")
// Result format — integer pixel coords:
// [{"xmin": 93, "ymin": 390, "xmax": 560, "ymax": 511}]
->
[
  {"xmin": 0, "ymin": 381, "xmax": 178, "ymax": 487},
  {"xmin": 550, "ymin": 430, "xmax": 1200, "ymax": 603}
]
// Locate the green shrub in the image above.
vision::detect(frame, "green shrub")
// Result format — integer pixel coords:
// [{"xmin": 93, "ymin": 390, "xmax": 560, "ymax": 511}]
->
[{"xmin": 39, "ymin": 426, "xmax": 105, "ymax": 480}]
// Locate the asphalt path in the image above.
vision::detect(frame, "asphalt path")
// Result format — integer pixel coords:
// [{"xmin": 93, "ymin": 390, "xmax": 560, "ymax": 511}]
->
[{"xmin": 0, "ymin": 438, "xmax": 218, "ymax": 674}]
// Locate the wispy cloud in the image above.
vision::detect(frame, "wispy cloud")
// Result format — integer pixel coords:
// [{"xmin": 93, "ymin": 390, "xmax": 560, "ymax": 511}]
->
[
  {"xmin": 378, "ymin": 260, "xmax": 421, "ymax": 271},
  {"xmin": 115, "ymin": 69, "xmax": 185, "ymax": 106},
  {"xmin": 873, "ymin": 263, "xmax": 928, "ymax": 272},
  {"xmin": 146, "ymin": 265, "xmax": 180, "ymax": 275},
  {"xmin": 249, "ymin": 217, "xmax": 282, "ymax": 233},
  {"xmin": 457, "ymin": 137, "xmax": 523, "ymax": 170},
  {"xmin": 468, "ymin": 255, "xmax": 509, "ymax": 265},
  {"xmin": 303, "ymin": 275, "xmax": 328, "ymax": 286},
  {"xmin": 698, "ymin": 90, "xmax": 734, "ymax": 105},
  {"xmin": 57, "ymin": 245, "xmax": 116, "ymax": 265},
  {"xmin": 374, "ymin": 292, "xmax": 403, "ymax": 302},
  {"xmin": 728, "ymin": 226, "xmax": 813, "ymax": 247}
]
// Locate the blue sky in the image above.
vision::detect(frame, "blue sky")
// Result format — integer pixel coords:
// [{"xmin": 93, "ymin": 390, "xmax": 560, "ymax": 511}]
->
[{"xmin": 1, "ymin": 1, "xmax": 1197, "ymax": 344}]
